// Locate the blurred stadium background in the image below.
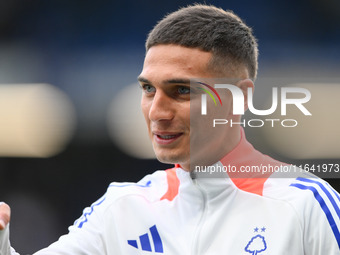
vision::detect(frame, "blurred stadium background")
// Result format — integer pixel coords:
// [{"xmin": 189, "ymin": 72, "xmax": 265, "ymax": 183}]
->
[{"xmin": 0, "ymin": 0, "xmax": 339, "ymax": 253}]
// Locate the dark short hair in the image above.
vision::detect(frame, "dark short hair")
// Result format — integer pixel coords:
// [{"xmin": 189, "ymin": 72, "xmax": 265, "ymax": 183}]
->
[{"xmin": 146, "ymin": 5, "xmax": 258, "ymax": 80}]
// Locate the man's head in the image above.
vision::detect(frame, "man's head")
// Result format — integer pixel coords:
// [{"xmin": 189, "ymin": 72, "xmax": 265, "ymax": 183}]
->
[
  {"xmin": 146, "ymin": 4, "xmax": 258, "ymax": 80},
  {"xmin": 139, "ymin": 5, "xmax": 258, "ymax": 170}
]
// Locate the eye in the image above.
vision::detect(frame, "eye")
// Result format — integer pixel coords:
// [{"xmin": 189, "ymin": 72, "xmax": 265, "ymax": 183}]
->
[
  {"xmin": 177, "ymin": 86, "xmax": 190, "ymax": 94},
  {"xmin": 142, "ymin": 84, "xmax": 156, "ymax": 94}
]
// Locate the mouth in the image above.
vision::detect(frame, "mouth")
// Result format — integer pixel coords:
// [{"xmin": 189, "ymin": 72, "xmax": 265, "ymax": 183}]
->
[{"xmin": 153, "ymin": 132, "xmax": 183, "ymax": 145}]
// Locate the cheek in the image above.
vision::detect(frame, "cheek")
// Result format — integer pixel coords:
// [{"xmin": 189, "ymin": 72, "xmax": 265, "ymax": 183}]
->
[
  {"xmin": 189, "ymin": 98, "xmax": 200, "ymax": 117},
  {"xmin": 140, "ymin": 99, "xmax": 150, "ymax": 119},
  {"xmin": 182, "ymin": 105, "xmax": 191, "ymax": 125},
  {"xmin": 216, "ymin": 93, "xmax": 233, "ymax": 118},
  {"xmin": 189, "ymin": 95, "xmax": 204, "ymax": 128},
  {"xmin": 140, "ymin": 100, "xmax": 152, "ymax": 133}
]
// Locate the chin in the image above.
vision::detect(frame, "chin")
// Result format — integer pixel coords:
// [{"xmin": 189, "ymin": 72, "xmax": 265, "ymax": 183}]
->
[{"xmin": 155, "ymin": 152, "xmax": 188, "ymax": 166}]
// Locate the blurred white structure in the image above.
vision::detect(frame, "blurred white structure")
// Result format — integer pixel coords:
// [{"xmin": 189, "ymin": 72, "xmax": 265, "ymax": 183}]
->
[
  {"xmin": 261, "ymin": 83, "xmax": 340, "ymax": 159},
  {"xmin": 107, "ymin": 83, "xmax": 155, "ymax": 159},
  {"xmin": 0, "ymin": 83, "xmax": 76, "ymax": 157}
]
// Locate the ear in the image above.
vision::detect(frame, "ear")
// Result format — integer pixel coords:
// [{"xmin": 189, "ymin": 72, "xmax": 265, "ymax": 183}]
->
[{"xmin": 236, "ymin": 79, "xmax": 254, "ymax": 112}]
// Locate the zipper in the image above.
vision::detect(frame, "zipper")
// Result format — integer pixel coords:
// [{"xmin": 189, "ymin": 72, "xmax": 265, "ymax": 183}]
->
[{"xmin": 191, "ymin": 179, "xmax": 208, "ymax": 255}]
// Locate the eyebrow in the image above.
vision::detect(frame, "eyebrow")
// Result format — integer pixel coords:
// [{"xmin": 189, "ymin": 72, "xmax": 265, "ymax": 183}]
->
[{"xmin": 137, "ymin": 76, "xmax": 191, "ymax": 85}]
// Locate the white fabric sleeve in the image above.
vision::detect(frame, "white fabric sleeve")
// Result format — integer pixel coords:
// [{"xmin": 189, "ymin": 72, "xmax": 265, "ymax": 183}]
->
[
  {"xmin": 0, "ymin": 192, "xmax": 110, "ymax": 255},
  {"xmin": 0, "ymin": 224, "xmax": 20, "ymax": 255},
  {"xmin": 0, "ymin": 213, "xmax": 107, "ymax": 255},
  {"xmin": 301, "ymin": 182, "xmax": 340, "ymax": 255},
  {"xmin": 33, "ymin": 195, "xmax": 108, "ymax": 255}
]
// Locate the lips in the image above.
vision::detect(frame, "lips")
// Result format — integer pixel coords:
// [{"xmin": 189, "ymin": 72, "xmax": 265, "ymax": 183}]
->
[
  {"xmin": 153, "ymin": 132, "xmax": 183, "ymax": 145},
  {"xmin": 157, "ymin": 134, "xmax": 181, "ymax": 139}
]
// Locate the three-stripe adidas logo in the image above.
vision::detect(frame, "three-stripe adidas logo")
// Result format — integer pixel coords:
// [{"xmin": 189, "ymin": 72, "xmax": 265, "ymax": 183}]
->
[{"xmin": 127, "ymin": 225, "xmax": 164, "ymax": 253}]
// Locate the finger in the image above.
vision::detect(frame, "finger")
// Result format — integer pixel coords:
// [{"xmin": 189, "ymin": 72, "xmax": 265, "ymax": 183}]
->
[{"xmin": 0, "ymin": 202, "xmax": 11, "ymax": 230}]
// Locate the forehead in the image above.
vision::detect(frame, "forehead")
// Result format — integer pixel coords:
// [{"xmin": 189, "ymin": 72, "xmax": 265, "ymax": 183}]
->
[{"xmin": 140, "ymin": 44, "xmax": 213, "ymax": 80}]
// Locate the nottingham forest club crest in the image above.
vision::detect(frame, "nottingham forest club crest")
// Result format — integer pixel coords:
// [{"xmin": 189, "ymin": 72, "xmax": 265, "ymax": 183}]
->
[{"xmin": 244, "ymin": 227, "xmax": 268, "ymax": 255}]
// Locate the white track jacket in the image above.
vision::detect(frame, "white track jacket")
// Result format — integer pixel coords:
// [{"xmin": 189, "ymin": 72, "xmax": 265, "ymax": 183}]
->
[{"xmin": 1, "ymin": 129, "xmax": 340, "ymax": 254}]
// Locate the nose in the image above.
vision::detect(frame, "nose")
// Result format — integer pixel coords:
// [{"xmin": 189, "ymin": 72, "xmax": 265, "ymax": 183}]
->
[{"xmin": 148, "ymin": 91, "xmax": 174, "ymax": 122}]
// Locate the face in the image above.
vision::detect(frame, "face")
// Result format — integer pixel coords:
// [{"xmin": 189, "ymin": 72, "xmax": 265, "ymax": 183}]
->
[{"xmin": 139, "ymin": 44, "xmax": 248, "ymax": 171}]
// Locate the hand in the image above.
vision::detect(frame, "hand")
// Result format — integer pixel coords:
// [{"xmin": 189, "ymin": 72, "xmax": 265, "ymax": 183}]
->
[{"xmin": 0, "ymin": 202, "xmax": 11, "ymax": 230}]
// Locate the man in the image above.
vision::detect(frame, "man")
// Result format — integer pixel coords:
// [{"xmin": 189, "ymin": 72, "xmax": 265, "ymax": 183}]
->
[{"xmin": 1, "ymin": 4, "xmax": 340, "ymax": 254}]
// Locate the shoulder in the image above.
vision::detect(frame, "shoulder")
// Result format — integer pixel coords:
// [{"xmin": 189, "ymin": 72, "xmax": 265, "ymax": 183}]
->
[
  {"xmin": 96, "ymin": 167, "xmax": 179, "ymax": 210},
  {"xmin": 264, "ymin": 172, "xmax": 340, "ymax": 224},
  {"xmin": 73, "ymin": 169, "xmax": 172, "ymax": 229},
  {"xmin": 104, "ymin": 169, "xmax": 171, "ymax": 204},
  {"xmin": 264, "ymin": 171, "xmax": 339, "ymax": 202},
  {"xmin": 264, "ymin": 173, "xmax": 340, "ymax": 251}
]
